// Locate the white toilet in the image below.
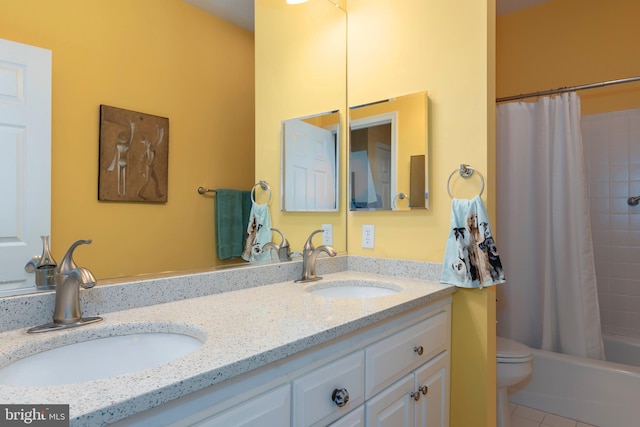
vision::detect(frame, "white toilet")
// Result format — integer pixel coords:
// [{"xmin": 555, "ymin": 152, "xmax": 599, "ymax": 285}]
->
[{"xmin": 496, "ymin": 336, "xmax": 533, "ymax": 427}]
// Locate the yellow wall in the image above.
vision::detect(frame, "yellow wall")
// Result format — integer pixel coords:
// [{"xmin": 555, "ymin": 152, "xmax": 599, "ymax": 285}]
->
[
  {"xmin": 497, "ymin": 0, "xmax": 640, "ymax": 115},
  {"xmin": 257, "ymin": 0, "xmax": 497, "ymax": 426},
  {"xmin": 348, "ymin": 1, "xmax": 496, "ymax": 426},
  {"xmin": 0, "ymin": 0, "xmax": 255, "ymax": 279},
  {"xmin": 255, "ymin": 0, "xmax": 348, "ymax": 253}
]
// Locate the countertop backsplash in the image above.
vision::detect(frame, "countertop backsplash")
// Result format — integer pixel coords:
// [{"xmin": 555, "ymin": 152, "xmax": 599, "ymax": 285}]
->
[{"xmin": 0, "ymin": 255, "xmax": 443, "ymax": 333}]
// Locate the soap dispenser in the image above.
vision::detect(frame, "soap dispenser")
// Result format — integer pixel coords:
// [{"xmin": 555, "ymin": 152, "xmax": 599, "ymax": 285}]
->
[{"xmin": 24, "ymin": 235, "xmax": 57, "ymax": 290}]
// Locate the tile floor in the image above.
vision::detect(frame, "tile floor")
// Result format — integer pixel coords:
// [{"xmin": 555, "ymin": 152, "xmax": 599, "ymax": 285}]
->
[{"xmin": 509, "ymin": 403, "xmax": 598, "ymax": 427}]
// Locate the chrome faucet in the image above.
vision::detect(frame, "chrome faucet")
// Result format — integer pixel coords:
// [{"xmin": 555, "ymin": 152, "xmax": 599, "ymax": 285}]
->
[
  {"xmin": 27, "ymin": 239, "xmax": 103, "ymax": 333},
  {"xmin": 295, "ymin": 229, "xmax": 337, "ymax": 283},
  {"xmin": 262, "ymin": 228, "xmax": 292, "ymax": 261}
]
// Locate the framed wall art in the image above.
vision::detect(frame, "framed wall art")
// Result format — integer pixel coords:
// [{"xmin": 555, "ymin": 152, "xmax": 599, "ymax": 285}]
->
[{"xmin": 98, "ymin": 105, "xmax": 169, "ymax": 203}]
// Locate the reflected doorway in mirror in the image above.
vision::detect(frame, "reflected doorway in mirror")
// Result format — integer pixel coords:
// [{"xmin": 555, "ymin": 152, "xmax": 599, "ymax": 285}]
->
[
  {"xmin": 281, "ymin": 110, "xmax": 340, "ymax": 212},
  {"xmin": 348, "ymin": 91, "xmax": 429, "ymax": 211}
]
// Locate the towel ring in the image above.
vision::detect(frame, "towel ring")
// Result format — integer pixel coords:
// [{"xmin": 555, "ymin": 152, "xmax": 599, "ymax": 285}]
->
[
  {"xmin": 446, "ymin": 164, "xmax": 485, "ymax": 199},
  {"xmin": 251, "ymin": 180, "xmax": 272, "ymax": 204},
  {"xmin": 392, "ymin": 192, "xmax": 410, "ymax": 209}
]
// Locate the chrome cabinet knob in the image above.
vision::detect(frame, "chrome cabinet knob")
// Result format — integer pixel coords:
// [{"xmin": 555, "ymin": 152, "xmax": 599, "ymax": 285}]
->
[
  {"xmin": 414, "ymin": 345, "xmax": 424, "ymax": 356},
  {"xmin": 410, "ymin": 391, "xmax": 421, "ymax": 401},
  {"xmin": 419, "ymin": 385, "xmax": 429, "ymax": 395},
  {"xmin": 332, "ymin": 388, "xmax": 349, "ymax": 407}
]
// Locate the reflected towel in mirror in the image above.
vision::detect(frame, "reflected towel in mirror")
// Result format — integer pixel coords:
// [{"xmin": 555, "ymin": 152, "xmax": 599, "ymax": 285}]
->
[
  {"xmin": 215, "ymin": 190, "xmax": 252, "ymax": 260},
  {"xmin": 242, "ymin": 202, "xmax": 273, "ymax": 262}
]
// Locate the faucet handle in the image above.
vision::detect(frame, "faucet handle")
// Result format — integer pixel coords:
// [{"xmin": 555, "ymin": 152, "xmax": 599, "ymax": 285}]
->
[
  {"xmin": 271, "ymin": 228, "xmax": 289, "ymax": 249},
  {"xmin": 24, "ymin": 255, "xmax": 41, "ymax": 273},
  {"xmin": 58, "ymin": 239, "xmax": 92, "ymax": 275},
  {"xmin": 303, "ymin": 229, "xmax": 324, "ymax": 252}
]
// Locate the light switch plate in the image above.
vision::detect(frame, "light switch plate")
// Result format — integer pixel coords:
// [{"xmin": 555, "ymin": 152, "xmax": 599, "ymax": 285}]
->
[
  {"xmin": 322, "ymin": 224, "xmax": 333, "ymax": 246},
  {"xmin": 362, "ymin": 224, "xmax": 375, "ymax": 248}
]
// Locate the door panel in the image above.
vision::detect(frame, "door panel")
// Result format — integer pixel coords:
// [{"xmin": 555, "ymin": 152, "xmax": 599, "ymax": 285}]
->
[{"xmin": 0, "ymin": 38, "xmax": 51, "ymax": 294}]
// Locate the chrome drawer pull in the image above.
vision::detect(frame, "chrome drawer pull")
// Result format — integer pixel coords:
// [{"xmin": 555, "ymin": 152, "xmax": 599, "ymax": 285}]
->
[
  {"xmin": 414, "ymin": 345, "xmax": 424, "ymax": 356},
  {"xmin": 332, "ymin": 388, "xmax": 349, "ymax": 407}
]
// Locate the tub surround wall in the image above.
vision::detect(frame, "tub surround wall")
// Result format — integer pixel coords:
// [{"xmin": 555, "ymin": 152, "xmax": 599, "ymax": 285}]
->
[{"xmin": 582, "ymin": 109, "xmax": 640, "ymax": 339}]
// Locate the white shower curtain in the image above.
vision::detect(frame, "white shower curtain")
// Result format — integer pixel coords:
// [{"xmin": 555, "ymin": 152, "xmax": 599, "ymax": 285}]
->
[{"xmin": 496, "ymin": 92, "xmax": 604, "ymax": 360}]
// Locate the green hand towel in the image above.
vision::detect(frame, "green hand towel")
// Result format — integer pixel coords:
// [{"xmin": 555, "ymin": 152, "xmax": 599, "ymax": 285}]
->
[{"xmin": 216, "ymin": 189, "xmax": 251, "ymax": 260}]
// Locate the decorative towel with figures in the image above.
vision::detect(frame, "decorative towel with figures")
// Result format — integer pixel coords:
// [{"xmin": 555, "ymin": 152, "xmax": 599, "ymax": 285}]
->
[
  {"xmin": 440, "ymin": 195, "xmax": 505, "ymax": 288},
  {"xmin": 241, "ymin": 201, "xmax": 272, "ymax": 262}
]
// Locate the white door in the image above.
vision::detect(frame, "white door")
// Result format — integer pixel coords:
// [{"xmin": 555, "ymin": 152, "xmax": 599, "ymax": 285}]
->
[
  {"xmin": 0, "ymin": 38, "xmax": 52, "ymax": 295},
  {"xmin": 374, "ymin": 142, "xmax": 391, "ymax": 209},
  {"xmin": 283, "ymin": 119, "xmax": 336, "ymax": 211}
]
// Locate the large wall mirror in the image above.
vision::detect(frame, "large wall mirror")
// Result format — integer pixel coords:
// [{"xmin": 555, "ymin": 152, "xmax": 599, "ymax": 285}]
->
[
  {"xmin": 281, "ymin": 110, "xmax": 340, "ymax": 212},
  {"xmin": 0, "ymin": 0, "xmax": 347, "ymax": 298},
  {"xmin": 349, "ymin": 91, "xmax": 429, "ymax": 211}
]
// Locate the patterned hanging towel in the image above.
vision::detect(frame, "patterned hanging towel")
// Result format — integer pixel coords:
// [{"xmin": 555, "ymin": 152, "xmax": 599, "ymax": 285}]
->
[
  {"xmin": 241, "ymin": 202, "xmax": 273, "ymax": 262},
  {"xmin": 440, "ymin": 195, "xmax": 505, "ymax": 288}
]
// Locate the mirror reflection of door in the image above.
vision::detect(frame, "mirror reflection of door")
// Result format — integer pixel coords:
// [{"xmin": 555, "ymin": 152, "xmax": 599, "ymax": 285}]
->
[
  {"xmin": 349, "ymin": 113, "xmax": 396, "ymax": 210},
  {"xmin": 0, "ymin": 38, "xmax": 52, "ymax": 296},
  {"xmin": 282, "ymin": 113, "xmax": 339, "ymax": 212},
  {"xmin": 348, "ymin": 91, "xmax": 428, "ymax": 211}
]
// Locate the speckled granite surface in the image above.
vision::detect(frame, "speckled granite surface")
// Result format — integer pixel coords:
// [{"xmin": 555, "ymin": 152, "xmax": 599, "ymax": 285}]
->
[
  {"xmin": 0, "ymin": 255, "xmax": 347, "ymax": 332},
  {"xmin": 0, "ymin": 257, "xmax": 451, "ymax": 426}
]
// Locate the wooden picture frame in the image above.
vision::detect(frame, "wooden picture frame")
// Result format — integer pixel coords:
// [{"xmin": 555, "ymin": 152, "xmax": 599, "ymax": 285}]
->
[{"xmin": 98, "ymin": 105, "xmax": 169, "ymax": 202}]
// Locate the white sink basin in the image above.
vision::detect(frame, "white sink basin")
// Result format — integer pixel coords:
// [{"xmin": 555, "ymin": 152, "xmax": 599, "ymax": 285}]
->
[
  {"xmin": 307, "ymin": 280, "xmax": 401, "ymax": 298},
  {"xmin": 0, "ymin": 332, "xmax": 203, "ymax": 386}
]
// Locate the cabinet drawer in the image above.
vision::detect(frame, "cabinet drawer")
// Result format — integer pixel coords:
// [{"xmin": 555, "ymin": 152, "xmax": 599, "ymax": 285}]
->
[
  {"xmin": 365, "ymin": 310, "xmax": 449, "ymax": 398},
  {"xmin": 191, "ymin": 384, "xmax": 290, "ymax": 427},
  {"xmin": 293, "ymin": 351, "xmax": 365, "ymax": 427}
]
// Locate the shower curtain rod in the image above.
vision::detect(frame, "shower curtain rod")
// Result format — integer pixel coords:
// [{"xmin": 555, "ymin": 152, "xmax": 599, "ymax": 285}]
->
[{"xmin": 496, "ymin": 76, "xmax": 640, "ymax": 103}]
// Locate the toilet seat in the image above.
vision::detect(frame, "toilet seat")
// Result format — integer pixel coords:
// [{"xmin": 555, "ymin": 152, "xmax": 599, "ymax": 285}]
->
[{"xmin": 497, "ymin": 337, "xmax": 533, "ymax": 363}]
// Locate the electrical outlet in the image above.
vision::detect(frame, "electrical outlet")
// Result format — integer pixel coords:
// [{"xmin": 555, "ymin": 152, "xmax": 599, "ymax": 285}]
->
[
  {"xmin": 362, "ymin": 224, "xmax": 375, "ymax": 248},
  {"xmin": 322, "ymin": 224, "xmax": 333, "ymax": 245}
]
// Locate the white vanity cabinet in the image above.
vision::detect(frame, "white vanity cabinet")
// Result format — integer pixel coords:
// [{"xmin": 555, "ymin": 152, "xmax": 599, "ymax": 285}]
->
[
  {"xmin": 117, "ymin": 297, "xmax": 451, "ymax": 427},
  {"xmin": 366, "ymin": 351, "xmax": 449, "ymax": 427},
  {"xmin": 364, "ymin": 307, "xmax": 450, "ymax": 427}
]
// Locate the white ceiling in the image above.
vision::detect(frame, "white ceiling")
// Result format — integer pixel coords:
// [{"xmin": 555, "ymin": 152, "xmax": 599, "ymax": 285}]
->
[
  {"xmin": 184, "ymin": 0, "xmax": 553, "ymax": 33},
  {"xmin": 183, "ymin": 0, "xmax": 255, "ymax": 32}
]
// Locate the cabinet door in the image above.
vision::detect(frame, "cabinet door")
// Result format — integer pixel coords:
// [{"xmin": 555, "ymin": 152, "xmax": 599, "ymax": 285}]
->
[
  {"xmin": 365, "ymin": 374, "xmax": 414, "ymax": 427},
  {"xmin": 329, "ymin": 405, "xmax": 365, "ymax": 427},
  {"xmin": 192, "ymin": 384, "xmax": 290, "ymax": 427},
  {"xmin": 414, "ymin": 352, "xmax": 449, "ymax": 427}
]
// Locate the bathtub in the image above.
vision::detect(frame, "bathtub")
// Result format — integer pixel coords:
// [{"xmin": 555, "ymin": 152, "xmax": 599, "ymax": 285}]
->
[{"xmin": 509, "ymin": 333, "xmax": 640, "ymax": 427}]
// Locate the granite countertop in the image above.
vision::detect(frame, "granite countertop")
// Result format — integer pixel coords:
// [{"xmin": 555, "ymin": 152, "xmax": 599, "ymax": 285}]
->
[{"xmin": 0, "ymin": 270, "xmax": 454, "ymax": 426}]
